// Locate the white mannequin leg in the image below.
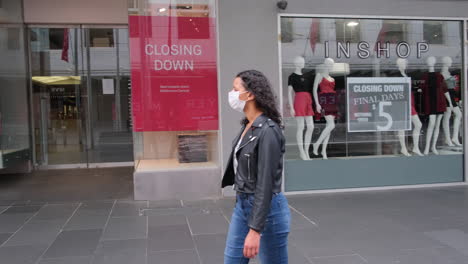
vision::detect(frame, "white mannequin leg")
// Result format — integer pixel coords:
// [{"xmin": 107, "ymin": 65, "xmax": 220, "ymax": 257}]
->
[
  {"xmin": 424, "ymin": 115, "xmax": 436, "ymax": 155},
  {"xmin": 411, "ymin": 115, "xmax": 423, "ymax": 156},
  {"xmin": 452, "ymin": 106, "xmax": 462, "ymax": 146},
  {"xmin": 295, "ymin": 117, "xmax": 307, "ymax": 160},
  {"xmin": 321, "ymin": 134, "xmax": 330, "ymax": 159},
  {"xmin": 313, "ymin": 115, "xmax": 335, "ymax": 157},
  {"xmin": 443, "ymin": 106, "xmax": 454, "ymax": 146},
  {"xmin": 304, "ymin": 116, "xmax": 314, "ymax": 159},
  {"xmin": 431, "ymin": 114, "xmax": 443, "ymax": 154},
  {"xmin": 398, "ymin": 130, "xmax": 410, "ymax": 156}
]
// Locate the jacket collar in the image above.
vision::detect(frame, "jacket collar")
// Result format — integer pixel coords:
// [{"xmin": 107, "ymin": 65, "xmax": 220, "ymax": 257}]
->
[{"xmin": 251, "ymin": 114, "xmax": 268, "ymax": 128}]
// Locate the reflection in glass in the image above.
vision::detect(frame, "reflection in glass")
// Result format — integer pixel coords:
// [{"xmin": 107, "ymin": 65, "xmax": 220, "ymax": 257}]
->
[{"xmin": 280, "ymin": 17, "xmax": 464, "ymax": 161}]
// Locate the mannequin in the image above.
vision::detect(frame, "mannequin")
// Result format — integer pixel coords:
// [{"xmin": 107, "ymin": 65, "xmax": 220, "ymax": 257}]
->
[
  {"xmin": 396, "ymin": 58, "xmax": 423, "ymax": 156},
  {"xmin": 288, "ymin": 56, "xmax": 314, "ymax": 160},
  {"xmin": 441, "ymin": 56, "xmax": 462, "ymax": 147},
  {"xmin": 421, "ymin": 56, "xmax": 452, "ymax": 155},
  {"xmin": 312, "ymin": 58, "xmax": 337, "ymax": 159}
]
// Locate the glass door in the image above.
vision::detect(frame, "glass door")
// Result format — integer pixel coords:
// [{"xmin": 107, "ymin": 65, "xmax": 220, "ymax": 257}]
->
[
  {"xmin": 83, "ymin": 27, "xmax": 133, "ymax": 164},
  {"xmin": 30, "ymin": 27, "xmax": 86, "ymax": 166},
  {"xmin": 30, "ymin": 26, "xmax": 133, "ymax": 167}
]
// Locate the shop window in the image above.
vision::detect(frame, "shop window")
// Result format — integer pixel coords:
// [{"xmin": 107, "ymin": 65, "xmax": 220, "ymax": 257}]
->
[
  {"xmin": 89, "ymin": 29, "xmax": 114, "ymax": 47},
  {"xmin": 281, "ymin": 17, "xmax": 294, "ymax": 43},
  {"xmin": 128, "ymin": 0, "xmax": 219, "ymax": 178},
  {"xmin": 335, "ymin": 19, "xmax": 361, "ymax": 43},
  {"xmin": 424, "ymin": 21, "xmax": 445, "ymax": 44},
  {"xmin": 280, "ymin": 17, "xmax": 464, "ymax": 191},
  {"xmin": 379, "ymin": 21, "xmax": 408, "ymax": 43},
  {"xmin": 48, "ymin": 28, "xmax": 65, "ymax": 50}
]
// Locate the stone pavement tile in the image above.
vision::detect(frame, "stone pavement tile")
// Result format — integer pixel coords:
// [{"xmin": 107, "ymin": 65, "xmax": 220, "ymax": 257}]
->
[
  {"xmin": 0, "ymin": 213, "xmax": 34, "ymax": 233},
  {"xmin": 289, "ymin": 207, "xmax": 318, "ymax": 230},
  {"xmin": 76, "ymin": 201, "xmax": 114, "ymax": 215},
  {"xmin": 0, "ymin": 232, "xmax": 13, "ymax": 245},
  {"xmin": 348, "ymin": 228, "xmax": 447, "ymax": 252},
  {"xmin": 95, "ymin": 238, "xmax": 147, "ymax": 256},
  {"xmin": 148, "ymin": 214, "xmax": 188, "ymax": 227},
  {"xmin": 5, "ymin": 220, "xmax": 63, "ymax": 246},
  {"xmin": 38, "ymin": 256, "xmax": 93, "ymax": 264},
  {"xmin": 395, "ymin": 247, "xmax": 468, "ymax": 264},
  {"xmin": 43, "ymin": 229, "xmax": 102, "ymax": 258},
  {"xmin": 32, "ymin": 204, "xmax": 79, "ymax": 221},
  {"xmin": 187, "ymin": 213, "xmax": 229, "ymax": 235},
  {"xmin": 64, "ymin": 214, "xmax": 110, "ymax": 231},
  {"xmin": 193, "ymin": 234, "xmax": 226, "ymax": 264},
  {"xmin": 142, "ymin": 207, "xmax": 185, "ymax": 216},
  {"xmin": 148, "ymin": 199, "xmax": 182, "ymax": 208},
  {"xmin": 1, "ymin": 205, "xmax": 43, "ymax": 215},
  {"xmin": 92, "ymin": 253, "xmax": 147, "ymax": 264},
  {"xmin": 0, "ymin": 200, "xmax": 15, "ymax": 206},
  {"xmin": 287, "ymin": 244, "xmax": 313, "ymax": 264},
  {"xmin": 182, "ymin": 199, "xmax": 219, "ymax": 208},
  {"xmin": 148, "ymin": 224, "xmax": 194, "ymax": 252},
  {"xmin": 101, "ymin": 216, "xmax": 147, "ymax": 240},
  {"xmin": 93, "ymin": 238, "xmax": 147, "ymax": 264},
  {"xmin": 148, "ymin": 249, "xmax": 199, "ymax": 264},
  {"xmin": 424, "ymin": 229, "xmax": 468, "ymax": 256},
  {"xmin": 0, "ymin": 244, "xmax": 48, "ymax": 264},
  {"xmin": 111, "ymin": 201, "xmax": 147, "ymax": 217},
  {"xmin": 357, "ymin": 247, "xmax": 468, "ymax": 264},
  {"xmin": 309, "ymin": 254, "xmax": 367, "ymax": 264},
  {"xmin": 0, "ymin": 206, "xmax": 8, "ymax": 213},
  {"xmin": 289, "ymin": 228, "xmax": 358, "ymax": 257},
  {"xmin": 12, "ymin": 201, "xmax": 47, "ymax": 206}
]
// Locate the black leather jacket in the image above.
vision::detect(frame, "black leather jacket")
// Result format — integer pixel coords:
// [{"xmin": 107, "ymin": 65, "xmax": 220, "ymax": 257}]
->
[{"xmin": 221, "ymin": 114, "xmax": 285, "ymax": 232}]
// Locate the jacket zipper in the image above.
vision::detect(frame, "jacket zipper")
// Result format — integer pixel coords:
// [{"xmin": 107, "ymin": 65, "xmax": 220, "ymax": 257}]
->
[{"xmin": 245, "ymin": 153, "xmax": 251, "ymax": 181}]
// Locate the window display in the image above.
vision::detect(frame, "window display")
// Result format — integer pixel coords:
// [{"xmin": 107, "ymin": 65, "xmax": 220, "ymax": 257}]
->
[
  {"xmin": 129, "ymin": 0, "xmax": 219, "ymax": 172},
  {"xmin": 280, "ymin": 17, "xmax": 464, "ymax": 160}
]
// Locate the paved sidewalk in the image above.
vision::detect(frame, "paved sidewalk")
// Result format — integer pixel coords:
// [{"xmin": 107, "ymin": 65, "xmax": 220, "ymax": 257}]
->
[{"xmin": 0, "ymin": 185, "xmax": 467, "ymax": 263}]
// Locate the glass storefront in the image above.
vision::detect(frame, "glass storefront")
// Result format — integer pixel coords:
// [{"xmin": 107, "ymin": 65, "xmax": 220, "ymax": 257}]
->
[
  {"xmin": 129, "ymin": 0, "xmax": 219, "ymax": 173},
  {"xmin": 280, "ymin": 17, "xmax": 465, "ymax": 191},
  {"xmin": 30, "ymin": 27, "xmax": 133, "ymax": 166},
  {"xmin": 0, "ymin": 1, "xmax": 31, "ymax": 170}
]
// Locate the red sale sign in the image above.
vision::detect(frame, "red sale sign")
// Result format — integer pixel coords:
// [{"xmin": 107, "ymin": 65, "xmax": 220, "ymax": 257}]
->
[{"xmin": 129, "ymin": 15, "xmax": 218, "ymax": 131}]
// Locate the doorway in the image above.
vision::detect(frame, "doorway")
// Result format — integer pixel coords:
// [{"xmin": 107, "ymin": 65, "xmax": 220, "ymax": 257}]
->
[{"xmin": 29, "ymin": 26, "xmax": 133, "ymax": 168}]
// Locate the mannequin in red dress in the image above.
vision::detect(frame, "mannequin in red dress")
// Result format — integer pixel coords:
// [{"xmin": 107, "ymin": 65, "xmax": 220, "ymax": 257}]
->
[{"xmin": 312, "ymin": 58, "xmax": 336, "ymax": 159}]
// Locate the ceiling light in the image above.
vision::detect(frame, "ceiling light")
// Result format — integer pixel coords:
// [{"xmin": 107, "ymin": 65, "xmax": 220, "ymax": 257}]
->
[
  {"xmin": 158, "ymin": 8, "xmax": 167, "ymax": 12},
  {"xmin": 347, "ymin": 21, "xmax": 359, "ymax": 27}
]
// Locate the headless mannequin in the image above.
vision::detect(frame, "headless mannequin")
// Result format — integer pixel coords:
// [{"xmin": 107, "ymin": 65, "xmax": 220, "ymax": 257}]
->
[
  {"xmin": 288, "ymin": 56, "xmax": 314, "ymax": 160},
  {"xmin": 423, "ymin": 56, "xmax": 452, "ymax": 155},
  {"xmin": 441, "ymin": 56, "xmax": 462, "ymax": 147},
  {"xmin": 312, "ymin": 58, "xmax": 335, "ymax": 159},
  {"xmin": 396, "ymin": 58, "xmax": 423, "ymax": 156}
]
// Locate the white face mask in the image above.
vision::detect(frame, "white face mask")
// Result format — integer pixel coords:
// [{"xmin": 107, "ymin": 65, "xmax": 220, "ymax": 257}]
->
[{"xmin": 228, "ymin": 90, "xmax": 247, "ymax": 112}]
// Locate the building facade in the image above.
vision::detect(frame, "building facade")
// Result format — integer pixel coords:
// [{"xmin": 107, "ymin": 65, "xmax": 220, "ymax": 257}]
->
[{"xmin": 0, "ymin": 0, "xmax": 467, "ymax": 200}]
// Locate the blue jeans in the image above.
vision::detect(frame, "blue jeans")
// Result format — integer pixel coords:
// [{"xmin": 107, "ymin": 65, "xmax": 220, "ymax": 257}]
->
[{"xmin": 224, "ymin": 192, "xmax": 291, "ymax": 264}]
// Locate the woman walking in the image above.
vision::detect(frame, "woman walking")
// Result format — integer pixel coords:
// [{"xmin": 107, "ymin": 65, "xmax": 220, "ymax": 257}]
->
[{"xmin": 222, "ymin": 70, "xmax": 291, "ymax": 264}]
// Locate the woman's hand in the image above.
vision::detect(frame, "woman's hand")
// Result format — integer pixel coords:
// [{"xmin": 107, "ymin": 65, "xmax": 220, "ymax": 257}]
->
[{"xmin": 243, "ymin": 229, "xmax": 261, "ymax": 258}]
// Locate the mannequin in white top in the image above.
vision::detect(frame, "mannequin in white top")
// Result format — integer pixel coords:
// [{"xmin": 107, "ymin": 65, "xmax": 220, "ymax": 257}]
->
[
  {"xmin": 288, "ymin": 56, "xmax": 314, "ymax": 160},
  {"xmin": 423, "ymin": 56, "xmax": 453, "ymax": 155},
  {"xmin": 312, "ymin": 58, "xmax": 336, "ymax": 159},
  {"xmin": 396, "ymin": 58, "xmax": 423, "ymax": 156},
  {"xmin": 441, "ymin": 56, "xmax": 462, "ymax": 147}
]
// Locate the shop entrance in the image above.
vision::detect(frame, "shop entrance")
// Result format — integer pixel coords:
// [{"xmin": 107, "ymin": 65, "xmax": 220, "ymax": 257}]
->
[{"xmin": 29, "ymin": 26, "xmax": 133, "ymax": 168}]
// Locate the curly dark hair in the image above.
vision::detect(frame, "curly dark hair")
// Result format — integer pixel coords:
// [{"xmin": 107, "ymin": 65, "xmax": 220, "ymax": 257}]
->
[{"xmin": 236, "ymin": 70, "xmax": 283, "ymax": 128}]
